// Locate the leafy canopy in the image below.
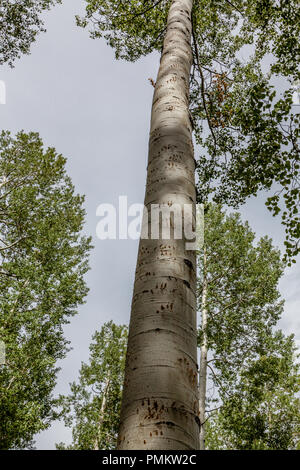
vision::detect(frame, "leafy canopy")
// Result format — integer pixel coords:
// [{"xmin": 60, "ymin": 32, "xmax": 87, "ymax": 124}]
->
[
  {"xmin": 0, "ymin": 0, "xmax": 61, "ymax": 66},
  {"xmin": 76, "ymin": 0, "xmax": 171, "ymax": 61},
  {"xmin": 0, "ymin": 131, "xmax": 92, "ymax": 449},
  {"xmin": 197, "ymin": 204, "xmax": 300, "ymax": 449}
]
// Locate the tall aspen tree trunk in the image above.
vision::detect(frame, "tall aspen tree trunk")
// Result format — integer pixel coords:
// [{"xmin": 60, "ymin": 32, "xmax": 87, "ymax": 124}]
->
[
  {"xmin": 199, "ymin": 247, "xmax": 208, "ymax": 450},
  {"xmin": 117, "ymin": 0, "xmax": 199, "ymax": 450}
]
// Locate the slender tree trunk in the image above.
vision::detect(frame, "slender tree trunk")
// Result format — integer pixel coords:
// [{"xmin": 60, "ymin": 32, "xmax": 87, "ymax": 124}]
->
[
  {"xmin": 117, "ymin": 0, "xmax": 199, "ymax": 450},
  {"xmin": 94, "ymin": 377, "xmax": 110, "ymax": 450},
  {"xmin": 199, "ymin": 247, "xmax": 208, "ymax": 450}
]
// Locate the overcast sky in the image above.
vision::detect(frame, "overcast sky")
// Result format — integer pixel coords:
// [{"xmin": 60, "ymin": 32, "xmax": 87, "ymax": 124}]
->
[{"xmin": 1, "ymin": 0, "xmax": 299, "ymax": 449}]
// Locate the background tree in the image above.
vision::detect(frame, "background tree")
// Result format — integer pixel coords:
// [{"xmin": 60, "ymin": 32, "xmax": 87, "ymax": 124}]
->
[
  {"xmin": 0, "ymin": 0, "xmax": 61, "ymax": 66},
  {"xmin": 190, "ymin": 0, "xmax": 300, "ymax": 262},
  {"xmin": 76, "ymin": 0, "xmax": 300, "ymax": 449},
  {"xmin": 205, "ymin": 332, "xmax": 300, "ymax": 450},
  {"xmin": 197, "ymin": 204, "xmax": 296, "ymax": 449},
  {"xmin": 56, "ymin": 321, "xmax": 127, "ymax": 450},
  {"xmin": 0, "ymin": 131, "xmax": 92, "ymax": 449}
]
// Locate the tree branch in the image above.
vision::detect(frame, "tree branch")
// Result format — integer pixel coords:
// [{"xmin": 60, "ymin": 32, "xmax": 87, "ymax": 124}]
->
[
  {"xmin": 224, "ymin": 0, "xmax": 244, "ymax": 16},
  {"xmin": 191, "ymin": 14, "xmax": 218, "ymax": 155},
  {"xmin": 0, "ymin": 237, "xmax": 25, "ymax": 252}
]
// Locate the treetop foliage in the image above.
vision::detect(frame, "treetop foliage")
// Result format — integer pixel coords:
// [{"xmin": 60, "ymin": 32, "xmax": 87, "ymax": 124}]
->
[
  {"xmin": 198, "ymin": 204, "xmax": 285, "ymax": 387},
  {"xmin": 76, "ymin": 0, "xmax": 171, "ymax": 62},
  {"xmin": 0, "ymin": 0, "xmax": 61, "ymax": 66},
  {"xmin": 78, "ymin": 0, "xmax": 300, "ymax": 80},
  {"xmin": 0, "ymin": 131, "xmax": 92, "ymax": 449},
  {"xmin": 206, "ymin": 332, "xmax": 300, "ymax": 449}
]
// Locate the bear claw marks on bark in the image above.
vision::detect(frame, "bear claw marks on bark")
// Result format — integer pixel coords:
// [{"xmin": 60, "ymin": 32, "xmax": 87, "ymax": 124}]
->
[{"xmin": 118, "ymin": 0, "xmax": 199, "ymax": 451}]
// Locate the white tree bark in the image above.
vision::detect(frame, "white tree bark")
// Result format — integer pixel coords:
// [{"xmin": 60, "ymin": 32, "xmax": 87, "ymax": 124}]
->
[
  {"xmin": 94, "ymin": 376, "xmax": 110, "ymax": 450},
  {"xmin": 117, "ymin": 0, "xmax": 199, "ymax": 450},
  {"xmin": 199, "ymin": 247, "xmax": 208, "ymax": 450}
]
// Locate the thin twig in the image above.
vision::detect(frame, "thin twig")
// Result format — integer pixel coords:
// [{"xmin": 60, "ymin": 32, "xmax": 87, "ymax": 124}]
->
[{"xmin": 191, "ymin": 15, "xmax": 218, "ymax": 155}]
